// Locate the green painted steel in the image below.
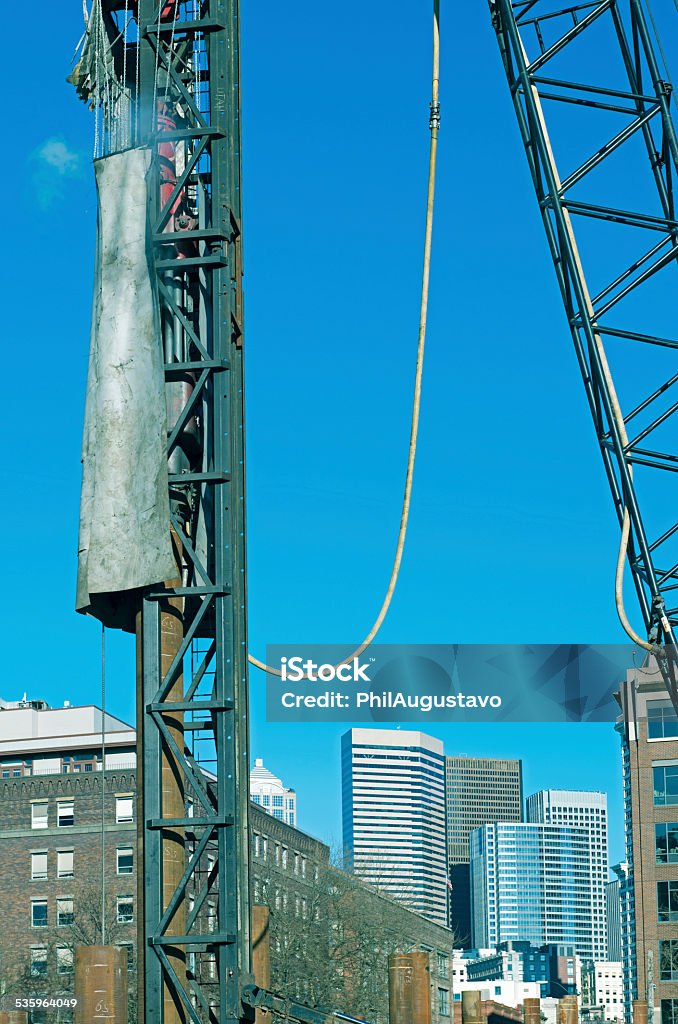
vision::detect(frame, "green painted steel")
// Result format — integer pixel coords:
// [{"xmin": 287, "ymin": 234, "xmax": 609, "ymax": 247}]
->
[{"xmin": 136, "ymin": 1, "xmax": 251, "ymax": 1020}]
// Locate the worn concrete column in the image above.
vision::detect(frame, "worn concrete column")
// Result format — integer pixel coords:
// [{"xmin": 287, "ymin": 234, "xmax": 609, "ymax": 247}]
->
[
  {"xmin": 252, "ymin": 905, "xmax": 270, "ymax": 1024},
  {"xmin": 74, "ymin": 945, "xmax": 128, "ymax": 1024},
  {"xmin": 462, "ymin": 989, "xmax": 484, "ymax": 1024},
  {"xmin": 524, "ymin": 997, "xmax": 541, "ymax": 1024},
  {"xmin": 389, "ymin": 953, "xmax": 414, "ymax": 1024},
  {"xmin": 410, "ymin": 951, "xmax": 432, "ymax": 1024}
]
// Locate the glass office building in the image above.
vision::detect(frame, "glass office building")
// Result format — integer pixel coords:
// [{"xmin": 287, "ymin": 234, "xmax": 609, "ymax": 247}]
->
[{"xmin": 470, "ymin": 820, "xmax": 604, "ymax": 961}]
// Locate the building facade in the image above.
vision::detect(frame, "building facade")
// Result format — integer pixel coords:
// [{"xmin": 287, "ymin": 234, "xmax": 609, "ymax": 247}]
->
[
  {"xmin": 250, "ymin": 757, "xmax": 297, "ymax": 826},
  {"xmin": 526, "ymin": 790, "xmax": 609, "ymax": 961},
  {"xmin": 0, "ymin": 700, "xmax": 137, "ymax": 1005},
  {"xmin": 607, "ymin": 875, "xmax": 624, "ymax": 963},
  {"xmin": 580, "ymin": 961, "xmax": 624, "ymax": 1023},
  {"xmin": 617, "ymin": 664, "xmax": 678, "ymax": 1024},
  {"xmin": 470, "ymin": 820, "xmax": 603, "ymax": 960},
  {"xmin": 0, "ymin": 701, "xmax": 452, "ymax": 1024},
  {"xmin": 465, "ymin": 941, "xmax": 582, "ymax": 999},
  {"xmin": 445, "ymin": 757, "xmax": 523, "ymax": 944},
  {"xmin": 341, "ymin": 728, "xmax": 448, "ymax": 924}
]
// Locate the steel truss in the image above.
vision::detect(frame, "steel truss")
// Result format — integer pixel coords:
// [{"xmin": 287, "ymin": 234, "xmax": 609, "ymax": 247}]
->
[
  {"xmin": 133, "ymin": 0, "xmax": 251, "ymax": 1021},
  {"xmin": 127, "ymin": 2, "xmax": 357, "ymax": 1022},
  {"xmin": 488, "ymin": 0, "xmax": 678, "ymax": 693}
]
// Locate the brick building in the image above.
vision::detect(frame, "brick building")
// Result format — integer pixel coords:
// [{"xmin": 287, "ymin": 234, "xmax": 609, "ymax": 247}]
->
[
  {"xmin": 616, "ymin": 663, "xmax": 678, "ymax": 1024},
  {"xmin": 0, "ymin": 699, "xmax": 137, "ymax": 1004},
  {"xmin": 0, "ymin": 699, "xmax": 453, "ymax": 1023}
]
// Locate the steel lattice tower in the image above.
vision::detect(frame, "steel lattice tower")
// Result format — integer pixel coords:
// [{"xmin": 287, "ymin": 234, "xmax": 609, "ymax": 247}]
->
[{"xmin": 135, "ymin": 1, "xmax": 250, "ymax": 1021}]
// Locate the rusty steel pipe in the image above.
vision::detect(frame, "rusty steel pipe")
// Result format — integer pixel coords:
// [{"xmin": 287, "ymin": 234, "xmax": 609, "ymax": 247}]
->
[
  {"xmin": 252, "ymin": 905, "xmax": 271, "ymax": 1024},
  {"xmin": 74, "ymin": 945, "xmax": 128, "ymax": 1024},
  {"xmin": 389, "ymin": 953, "xmax": 414, "ymax": 1024},
  {"xmin": 410, "ymin": 951, "xmax": 432, "ymax": 1024},
  {"xmin": 634, "ymin": 1001, "xmax": 649, "ymax": 1024},
  {"xmin": 524, "ymin": 998, "xmax": 542, "ymax": 1024},
  {"xmin": 159, "ymin": 546, "xmax": 187, "ymax": 1024},
  {"xmin": 462, "ymin": 990, "xmax": 484, "ymax": 1024}
]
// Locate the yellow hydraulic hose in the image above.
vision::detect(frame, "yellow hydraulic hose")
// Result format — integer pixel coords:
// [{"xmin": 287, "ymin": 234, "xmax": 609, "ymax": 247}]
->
[{"xmin": 248, "ymin": 1, "xmax": 441, "ymax": 676}]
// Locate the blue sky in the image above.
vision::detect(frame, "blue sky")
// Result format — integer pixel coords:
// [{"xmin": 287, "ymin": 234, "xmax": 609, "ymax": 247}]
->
[{"xmin": 5, "ymin": 0, "xmax": 678, "ymax": 868}]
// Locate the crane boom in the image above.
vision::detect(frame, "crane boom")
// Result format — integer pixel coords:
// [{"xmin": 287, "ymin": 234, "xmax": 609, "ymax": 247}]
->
[{"xmin": 488, "ymin": 0, "xmax": 678, "ymax": 702}]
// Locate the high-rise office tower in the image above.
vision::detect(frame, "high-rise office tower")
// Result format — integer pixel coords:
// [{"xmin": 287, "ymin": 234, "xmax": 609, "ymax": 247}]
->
[
  {"xmin": 445, "ymin": 756, "xmax": 523, "ymax": 943},
  {"xmin": 527, "ymin": 789, "xmax": 608, "ymax": 959},
  {"xmin": 341, "ymin": 728, "xmax": 447, "ymax": 925},
  {"xmin": 470, "ymin": 819, "xmax": 605, "ymax": 960},
  {"xmin": 471, "ymin": 788, "xmax": 608, "ymax": 962},
  {"xmin": 616, "ymin": 663, "xmax": 678, "ymax": 1024}
]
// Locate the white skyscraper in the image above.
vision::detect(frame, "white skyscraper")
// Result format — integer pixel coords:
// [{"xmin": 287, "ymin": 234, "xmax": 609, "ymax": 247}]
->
[
  {"xmin": 526, "ymin": 789, "xmax": 609, "ymax": 960},
  {"xmin": 249, "ymin": 758, "xmax": 297, "ymax": 826},
  {"xmin": 341, "ymin": 728, "xmax": 447, "ymax": 925}
]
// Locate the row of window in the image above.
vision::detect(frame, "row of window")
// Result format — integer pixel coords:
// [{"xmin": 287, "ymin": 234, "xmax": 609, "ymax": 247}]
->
[
  {"xmin": 252, "ymin": 833, "xmax": 317, "ymax": 878},
  {"xmin": 30, "ymin": 847, "xmax": 133, "ymax": 880},
  {"xmin": 252, "ymin": 794, "xmax": 295, "ymax": 809},
  {"xmin": 30, "ymin": 945, "xmax": 73, "ymax": 976},
  {"xmin": 29, "ymin": 942, "xmax": 134, "ymax": 977},
  {"xmin": 30, "ymin": 796, "xmax": 133, "ymax": 829},
  {"xmin": 31, "ymin": 896, "xmax": 134, "ymax": 927}
]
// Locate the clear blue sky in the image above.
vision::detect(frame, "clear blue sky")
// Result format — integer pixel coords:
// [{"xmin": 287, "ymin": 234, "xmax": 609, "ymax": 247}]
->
[{"xmin": 5, "ymin": 0, "xmax": 678, "ymax": 868}]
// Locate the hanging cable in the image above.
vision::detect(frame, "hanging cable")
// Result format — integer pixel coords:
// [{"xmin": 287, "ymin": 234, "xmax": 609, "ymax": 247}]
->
[{"xmin": 248, "ymin": 0, "xmax": 441, "ymax": 677}]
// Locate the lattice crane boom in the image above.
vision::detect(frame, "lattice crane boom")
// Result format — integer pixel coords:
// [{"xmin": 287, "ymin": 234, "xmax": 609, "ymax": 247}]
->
[{"xmin": 488, "ymin": 0, "xmax": 678, "ymax": 702}]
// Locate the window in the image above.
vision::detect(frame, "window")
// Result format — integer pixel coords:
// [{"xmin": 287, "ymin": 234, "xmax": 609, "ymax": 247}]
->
[
  {"xmin": 116, "ymin": 796, "xmax": 134, "ymax": 823},
  {"xmin": 57, "ymin": 800, "xmax": 74, "ymax": 827},
  {"xmin": 117, "ymin": 847, "xmax": 134, "ymax": 875},
  {"xmin": 57, "ymin": 898, "xmax": 74, "ymax": 927},
  {"xmin": 58, "ymin": 850, "xmax": 74, "ymax": 878},
  {"xmin": 272, "ymin": 795, "xmax": 283, "ymax": 808},
  {"xmin": 294, "ymin": 853, "xmax": 300, "ymax": 875},
  {"xmin": 301, "ymin": 857, "xmax": 307, "ymax": 879},
  {"xmin": 31, "ymin": 802, "xmax": 48, "ymax": 830},
  {"xmin": 437, "ymin": 952, "xmax": 449, "ymax": 979},
  {"xmin": 207, "ymin": 903, "xmax": 217, "ymax": 933},
  {"xmin": 117, "ymin": 896, "xmax": 134, "ymax": 924},
  {"xmin": 30, "ymin": 948, "xmax": 48, "ymax": 977},
  {"xmin": 662, "ymin": 940, "xmax": 678, "ymax": 981},
  {"xmin": 254, "ymin": 833, "xmax": 260, "ymax": 857},
  {"xmin": 31, "ymin": 852, "xmax": 48, "ymax": 881},
  {"xmin": 438, "ymin": 988, "xmax": 450, "ymax": 1017},
  {"xmin": 57, "ymin": 946, "xmax": 74, "ymax": 975},
  {"xmin": 662, "ymin": 1000, "xmax": 678, "ymax": 1024},
  {"xmin": 659, "ymin": 881, "xmax": 678, "ymax": 922},
  {"xmin": 118, "ymin": 944, "xmax": 134, "ymax": 971},
  {"xmin": 654, "ymin": 765, "xmax": 678, "ymax": 805},
  {"xmin": 656, "ymin": 824, "xmax": 678, "ymax": 864},
  {"xmin": 281, "ymin": 847, "xmax": 288, "ymax": 869},
  {"xmin": 275, "ymin": 843, "xmax": 281, "ymax": 866},
  {"xmin": 649, "ymin": 701, "xmax": 678, "ymax": 739},
  {"xmin": 31, "ymin": 901, "xmax": 48, "ymax": 928}
]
